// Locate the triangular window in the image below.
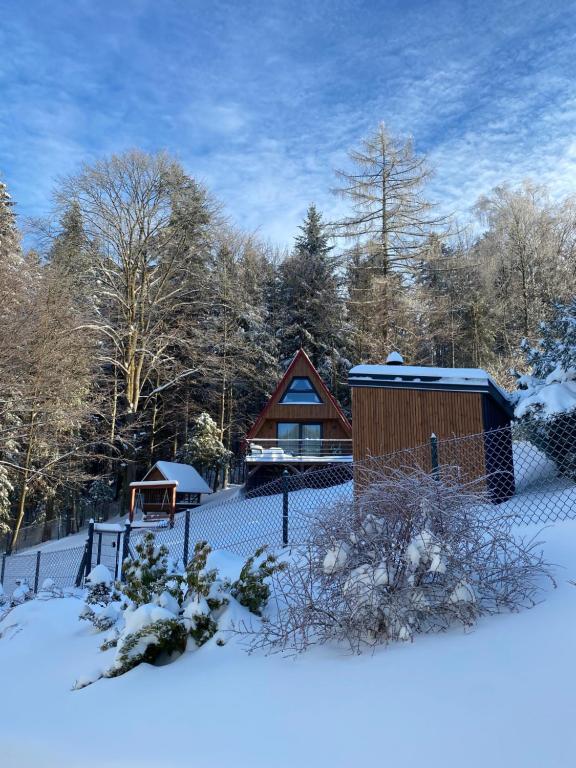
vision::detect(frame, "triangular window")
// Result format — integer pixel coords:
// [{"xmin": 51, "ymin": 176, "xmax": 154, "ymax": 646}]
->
[{"xmin": 280, "ymin": 377, "xmax": 322, "ymax": 405}]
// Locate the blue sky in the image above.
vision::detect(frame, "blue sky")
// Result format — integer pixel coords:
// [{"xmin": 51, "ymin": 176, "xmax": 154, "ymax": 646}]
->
[{"xmin": 1, "ymin": 0, "xmax": 575, "ymax": 246}]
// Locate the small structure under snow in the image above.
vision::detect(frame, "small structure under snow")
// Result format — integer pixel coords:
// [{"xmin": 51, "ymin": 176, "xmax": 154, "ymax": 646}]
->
[
  {"xmin": 348, "ymin": 358, "xmax": 515, "ymax": 502},
  {"xmin": 129, "ymin": 461, "xmax": 212, "ymax": 524}
]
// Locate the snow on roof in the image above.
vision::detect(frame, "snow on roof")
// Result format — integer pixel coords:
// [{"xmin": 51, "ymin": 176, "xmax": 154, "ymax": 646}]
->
[
  {"xmin": 386, "ymin": 351, "xmax": 404, "ymax": 364},
  {"xmin": 350, "ymin": 364, "xmax": 492, "ymax": 382},
  {"xmin": 145, "ymin": 461, "xmax": 213, "ymax": 494},
  {"xmin": 349, "ymin": 364, "xmax": 511, "ymax": 406}
]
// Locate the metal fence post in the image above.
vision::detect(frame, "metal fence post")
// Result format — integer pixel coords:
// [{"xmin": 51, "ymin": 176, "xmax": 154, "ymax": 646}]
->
[
  {"xmin": 183, "ymin": 508, "xmax": 191, "ymax": 566},
  {"xmin": 430, "ymin": 433, "xmax": 439, "ymax": 479},
  {"xmin": 85, "ymin": 519, "xmax": 95, "ymax": 579},
  {"xmin": 121, "ymin": 521, "xmax": 131, "ymax": 582},
  {"xmin": 34, "ymin": 550, "xmax": 41, "ymax": 593},
  {"xmin": 96, "ymin": 531, "xmax": 103, "ymax": 566},
  {"xmin": 282, "ymin": 470, "xmax": 290, "ymax": 546}
]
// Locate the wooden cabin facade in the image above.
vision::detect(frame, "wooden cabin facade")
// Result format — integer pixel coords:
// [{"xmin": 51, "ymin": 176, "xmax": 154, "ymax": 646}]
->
[
  {"xmin": 245, "ymin": 350, "xmax": 352, "ymax": 488},
  {"xmin": 348, "ymin": 361, "xmax": 515, "ymax": 502},
  {"xmin": 129, "ymin": 461, "xmax": 212, "ymax": 524}
]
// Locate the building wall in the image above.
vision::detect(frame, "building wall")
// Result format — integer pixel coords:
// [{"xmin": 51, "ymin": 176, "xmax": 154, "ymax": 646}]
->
[
  {"xmin": 351, "ymin": 387, "xmax": 484, "ymax": 460},
  {"xmin": 251, "ymin": 355, "xmax": 351, "ymax": 442}
]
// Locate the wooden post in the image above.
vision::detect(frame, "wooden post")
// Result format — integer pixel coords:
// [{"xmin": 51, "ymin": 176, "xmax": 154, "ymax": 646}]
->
[
  {"xmin": 170, "ymin": 485, "xmax": 177, "ymax": 527},
  {"xmin": 129, "ymin": 486, "xmax": 136, "ymax": 523}
]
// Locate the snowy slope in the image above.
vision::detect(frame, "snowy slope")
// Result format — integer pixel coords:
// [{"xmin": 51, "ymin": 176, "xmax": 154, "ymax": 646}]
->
[{"xmin": 1, "ymin": 521, "xmax": 575, "ymax": 768}]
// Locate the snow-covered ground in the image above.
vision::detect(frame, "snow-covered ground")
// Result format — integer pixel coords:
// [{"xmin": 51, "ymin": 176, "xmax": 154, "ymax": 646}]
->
[{"xmin": 1, "ymin": 519, "xmax": 575, "ymax": 768}]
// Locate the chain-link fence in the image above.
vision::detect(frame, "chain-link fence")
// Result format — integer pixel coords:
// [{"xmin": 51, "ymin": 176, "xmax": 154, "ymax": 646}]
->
[
  {"xmin": 2, "ymin": 414, "xmax": 576, "ymax": 597},
  {"xmin": 0, "ymin": 499, "xmax": 122, "ymax": 556},
  {"xmin": 167, "ymin": 417, "xmax": 576, "ymax": 556}
]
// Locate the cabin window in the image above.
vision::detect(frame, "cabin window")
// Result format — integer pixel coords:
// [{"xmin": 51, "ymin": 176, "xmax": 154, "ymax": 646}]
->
[
  {"xmin": 277, "ymin": 423, "xmax": 322, "ymax": 455},
  {"xmin": 279, "ymin": 377, "xmax": 322, "ymax": 404}
]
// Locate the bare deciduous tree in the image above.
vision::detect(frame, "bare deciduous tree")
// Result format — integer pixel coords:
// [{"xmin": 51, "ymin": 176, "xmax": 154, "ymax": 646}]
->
[
  {"xmin": 333, "ymin": 123, "xmax": 451, "ymax": 358},
  {"xmin": 56, "ymin": 150, "xmax": 217, "ymax": 420}
]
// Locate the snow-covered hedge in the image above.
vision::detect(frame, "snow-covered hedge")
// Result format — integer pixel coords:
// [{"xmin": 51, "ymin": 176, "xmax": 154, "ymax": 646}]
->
[
  {"xmin": 76, "ymin": 532, "xmax": 284, "ymax": 684},
  {"xmin": 257, "ymin": 467, "xmax": 552, "ymax": 653}
]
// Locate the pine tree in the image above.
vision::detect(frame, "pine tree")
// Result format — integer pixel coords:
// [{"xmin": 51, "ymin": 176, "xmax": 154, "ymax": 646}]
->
[
  {"xmin": 47, "ymin": 201, "xmax": 92, "ymax": 303},
  {"xmin": 122, "ymin": 531, "xmax": 170, "ymax": 607},
  {"xmin": 192, "ymin": 232, "xmax": 279, "ymax": 459},
  {"xmin": 276, "ymin": 205, "xmax": 349, "ymax": 394},
  {"xmin": 519, "ymin": 299, "xmax": 576, "ymax": 379},
  {"xmin": 0, "ymin": 181, "xmax": 17, "ymax": 249}
]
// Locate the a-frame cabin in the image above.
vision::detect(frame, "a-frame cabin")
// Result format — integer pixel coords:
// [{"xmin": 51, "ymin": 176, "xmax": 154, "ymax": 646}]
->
[{"xmin": 245, "ymin": 350, "xmax": 352, "ymax": 488}]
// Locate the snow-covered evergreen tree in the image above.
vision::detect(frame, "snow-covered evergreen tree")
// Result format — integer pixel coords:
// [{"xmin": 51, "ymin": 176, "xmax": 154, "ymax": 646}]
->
[
  {"xmin": 0, "ymin": 464, "xmax": 13, "ymax": 535},
  {"xmin": 513, "ymin": 299, "xmax": 576, "ymax": 419},
  {"xmin": 513, "ymin": 301, "xmax": 576, "ymax": 476},
  {"xmin": 177, "ymin": 412, "xmax": 231, "ymax": 470},
  {"xmin": 87, "ymin": 479, "xmax": 115, "ymax": 503},
  {"xmin": 0, "ymin": 180, "xmax": 19, "ymax": 262},
  {"xmin": 275, "ymin": 205, "xmax": 350, "ymax": 396}
]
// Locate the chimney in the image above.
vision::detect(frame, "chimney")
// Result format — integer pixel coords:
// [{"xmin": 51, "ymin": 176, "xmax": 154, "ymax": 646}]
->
[{"xmin": 386, "ymin": 351, "xmax": 404, "ymax": 366}]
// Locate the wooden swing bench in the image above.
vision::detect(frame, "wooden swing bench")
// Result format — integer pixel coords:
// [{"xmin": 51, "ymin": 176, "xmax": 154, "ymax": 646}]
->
[{"xmin": 128, "ymin": 480, "xmax": 178, "ymax": 527}]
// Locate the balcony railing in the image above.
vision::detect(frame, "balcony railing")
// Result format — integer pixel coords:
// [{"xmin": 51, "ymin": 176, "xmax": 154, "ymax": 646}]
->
[{"xmin": 245, "ymin": 438, "xmax": 353, "ymax": 463}]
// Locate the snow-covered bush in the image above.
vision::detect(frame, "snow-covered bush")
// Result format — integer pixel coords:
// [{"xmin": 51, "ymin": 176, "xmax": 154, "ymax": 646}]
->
[
  {"xmin": 11, "ymin": 578, "xmax": 31, "ymax": 606},
  {"xmin": 513, "ymin": 301, "xmax": 576, "ymax": 477},
  {"xmin": 257, "ymin": 467, "xmax": 552, "ymax": 653},
  {"xmin": 106, "ymin": 606, "xmax": 188, "ymax": 678},
  {"xmin": 79, "ymin": 565, "xmax": 122, "ymax": 632},
  {"xmin": 0, "ymin": 583, "xmax": 6, "ymax": 607},
  {"xmin": 85, "ymin": 564, "xmax": 120, "ymax": 606},
  {"xmin": 37, "ymin": 578, "xmax": 63, "ymax": 600},
  {"xmin": 122, "ymin": 532, "xmax": 172, "ymax": 607},
  {"xmin": 176, "ymin": 540, "xmax": 232, "ymax": 645},
  {"xmin": 90, "ymin": 536, "xmax": 277, "ymax": 680},
  {"xmin": 231, "ymin": 546, "xmax": 286, "ymax": 616}
]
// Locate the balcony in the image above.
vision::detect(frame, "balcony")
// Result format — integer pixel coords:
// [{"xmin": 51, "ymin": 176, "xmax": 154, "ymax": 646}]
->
[{"xmin": 245, "ymin": 438, "xmax": 353, "ymax": 464}]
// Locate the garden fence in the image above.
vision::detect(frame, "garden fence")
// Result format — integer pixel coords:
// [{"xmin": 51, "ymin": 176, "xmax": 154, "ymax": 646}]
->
[
  {"xmin": 2, "ymin": 415, "xmax": 576, "ymax": 598},
  {"xmin": 0, "ymin": 499, "xmax": 122, "ymax": 556}
]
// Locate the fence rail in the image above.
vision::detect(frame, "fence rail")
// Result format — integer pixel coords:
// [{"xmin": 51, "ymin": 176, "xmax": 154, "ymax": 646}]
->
[{"xmin": 2, "ymin": 415, "xmax": 576, "ymax": 599}]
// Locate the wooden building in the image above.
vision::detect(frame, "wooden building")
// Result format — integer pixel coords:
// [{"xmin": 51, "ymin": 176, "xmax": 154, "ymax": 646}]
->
[
  {"xmin": 348, "ymin": 359, "xmax": 515, "ymax": 502},
  {"xmin": 245, "ymin": 349, "xmax": 352, "ymax": 488},
  {"xmin": 129, "ymin": 461, "xmax": 212, "ymax": 524}
]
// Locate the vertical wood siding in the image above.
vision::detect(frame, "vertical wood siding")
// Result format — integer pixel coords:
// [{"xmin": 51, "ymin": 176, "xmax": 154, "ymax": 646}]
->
[{"xmin": 351, "ymin": 387, "xmax": 487, "ymax": 483}]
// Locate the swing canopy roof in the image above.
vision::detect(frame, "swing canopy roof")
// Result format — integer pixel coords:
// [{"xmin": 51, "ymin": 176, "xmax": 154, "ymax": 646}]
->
[{"xmin": 131, "ymin": 461, "xmax": 213, "ymax": 495}]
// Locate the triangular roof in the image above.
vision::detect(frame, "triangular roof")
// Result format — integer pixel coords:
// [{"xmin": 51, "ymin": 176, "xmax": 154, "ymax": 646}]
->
[
  {"xmin": 143, "ymin": 461, "xmax": 213, "ymax": 494},
  {"xmin": 247, "ymin": 349, "xmax": 351, "ymax": 438}
]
